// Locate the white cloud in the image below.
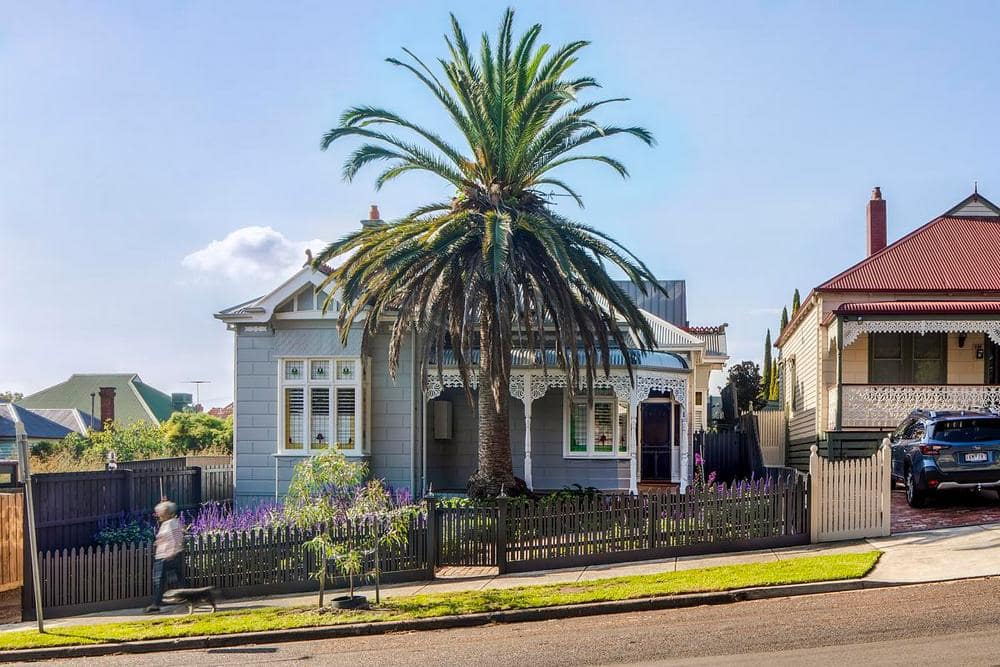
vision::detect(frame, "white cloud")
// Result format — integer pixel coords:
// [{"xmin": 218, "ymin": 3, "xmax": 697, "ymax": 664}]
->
[{"xmin": 182, "ymin": 226, "xmax": 326, "ymax": 282}]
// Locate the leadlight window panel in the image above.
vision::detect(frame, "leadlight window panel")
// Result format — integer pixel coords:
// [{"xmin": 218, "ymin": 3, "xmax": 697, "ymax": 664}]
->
[
  {"xmin": 335, "ymin": 388, "xmax": 357, "ymax": 450},
  {"xmin": 617, "ymin": 402, "xmax": 629, "ymax": 454},
  {"xmin": 310, "ymin": 388, "xmax": 330, "ymax": 449},
  {"xmin": 285, "ymin": 388, "xmax": 304, "ymax": 449},
  {"xmin": 593, "ymin": 400, "xmax": 615, "ymax": 453},
  {"xmin": 284, "ymin": 360, "xmax": 304, "ymax": 381},
  {"xmin": 569, "ymin": 402, "xmax": 589, "ymax": 453},
  {"xmin": 310, "ymin": 360, "xmax": 330, "ymax": 381},
  {"xmin": 870, "ymin": 333, "xmax": 903, "ymax": 384},
  {"xmin": 337, "ymin": 360, "xmax": 356, "ymax": 382}
]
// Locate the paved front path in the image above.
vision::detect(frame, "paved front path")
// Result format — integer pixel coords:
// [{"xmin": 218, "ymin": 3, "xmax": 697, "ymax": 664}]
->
[
  {"xmin": 891, "ymin": 487, "xmax": 1000, "ymax": 533},
  {"xmin": 5, "ymin": 521, "xmax": 1000, "ymax": 633}
]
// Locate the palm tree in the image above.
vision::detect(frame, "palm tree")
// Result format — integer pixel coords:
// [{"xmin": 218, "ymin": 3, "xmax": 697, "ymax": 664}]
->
[{"xmin": 315, "ymin": 9, "xmax": 662, "ymax": 498}]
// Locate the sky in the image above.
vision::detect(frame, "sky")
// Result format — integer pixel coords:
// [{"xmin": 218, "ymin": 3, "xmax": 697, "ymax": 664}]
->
[{"xmin": 3, "ymin": 1, "xmax": 1000, "ymax": 407}]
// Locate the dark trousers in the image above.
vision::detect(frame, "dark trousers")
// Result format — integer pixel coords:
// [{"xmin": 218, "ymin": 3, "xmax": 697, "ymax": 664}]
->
[{"xmin": 152, "ymin": 555, "xmax": 182, "ymax": 606}]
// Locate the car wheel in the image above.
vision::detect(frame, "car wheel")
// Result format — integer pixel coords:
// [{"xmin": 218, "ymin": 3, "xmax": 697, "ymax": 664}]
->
[{"xmin": 906, "ymin": 468, "xmax": 928, "ymax": 508}]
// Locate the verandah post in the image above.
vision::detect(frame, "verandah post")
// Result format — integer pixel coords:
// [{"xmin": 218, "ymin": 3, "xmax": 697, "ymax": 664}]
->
[{"xmin": 496, "ymin": 496, "xmax": 508, "ymax": 574}]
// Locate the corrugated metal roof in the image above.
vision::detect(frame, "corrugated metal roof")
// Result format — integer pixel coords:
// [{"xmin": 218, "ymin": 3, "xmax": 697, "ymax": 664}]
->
[
  {"xmin": 437, "ymin": 348, "xmax": 688, "ymax": 370},
  {"xmin": 834, "ymin": 301, "xmax": 1000, "ymax": 316},
  {"xmin": 819, "ymin": 216, "xmax": 1000, "ymax": 292},
  {"xmin": 0, "ymin": 404, "xmax": 78, "ymax": 439}
]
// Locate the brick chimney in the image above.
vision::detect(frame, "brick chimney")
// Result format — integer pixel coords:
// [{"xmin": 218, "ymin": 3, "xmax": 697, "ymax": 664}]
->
[
  {"xmin": 98, "ymin": 387, "xmax": 116, "ymax": 425},
  {"xmin": 362, "ymin": 204, "xmax": 385, "ymax": 230},
  {"xmin": 867, "ymin": 186, "xmax": 887, "ymax": 256}
]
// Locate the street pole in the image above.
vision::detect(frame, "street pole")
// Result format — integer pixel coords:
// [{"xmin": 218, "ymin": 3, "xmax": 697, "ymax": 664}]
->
[{"xmin": 15, "ymin": 421, "xmax": 44, "ymax": 633}]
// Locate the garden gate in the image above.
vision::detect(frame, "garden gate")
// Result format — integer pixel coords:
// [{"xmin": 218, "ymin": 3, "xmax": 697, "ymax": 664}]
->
[
  {"xmin": 0, "ymin": 490, "xmax": 23, "ymax": 593},
  {"xmin": 809, "ymin": 440, "xmax": 891, "ymax": 542}
]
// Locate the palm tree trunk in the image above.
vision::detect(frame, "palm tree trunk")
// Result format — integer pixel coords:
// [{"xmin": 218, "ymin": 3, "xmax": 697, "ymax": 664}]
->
[{"xmin": 468, "ymin": 296, "xmax": 522, "ymax": 499}]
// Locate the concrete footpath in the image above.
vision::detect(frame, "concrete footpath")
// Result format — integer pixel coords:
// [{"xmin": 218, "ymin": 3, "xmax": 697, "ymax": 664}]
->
[{"xmin": 4, "ymin": 522, "xmax": 1000, "ymax": 634}]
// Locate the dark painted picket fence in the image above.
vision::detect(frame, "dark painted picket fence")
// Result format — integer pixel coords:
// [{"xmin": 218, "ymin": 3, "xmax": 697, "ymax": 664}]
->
[
  {"xmin": 427, "ymin": 475, "xmax": 809, "ymax": 573},
  {"xmin": 27, "ymin": 516, "xmax": 430, "ymax": 618}
]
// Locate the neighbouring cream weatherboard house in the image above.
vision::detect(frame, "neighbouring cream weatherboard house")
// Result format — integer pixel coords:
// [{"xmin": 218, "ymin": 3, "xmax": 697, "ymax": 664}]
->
[
  {"xmin": 776, "ymin": 188, "xmax": 1000, "ymax": 469},
  {"xmin": 217, "ymin": 210, "xmax": 728, "ymax": 507}
]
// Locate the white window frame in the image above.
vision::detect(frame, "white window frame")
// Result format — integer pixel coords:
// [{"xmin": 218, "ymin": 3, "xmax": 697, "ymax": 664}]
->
[
  {"xmin": 563, "ymin": 389, "xmax": 630, "ymax": 459},
  {"xmin": 278, "ymin": 356, "xmax": 365, "ymax": 456}
]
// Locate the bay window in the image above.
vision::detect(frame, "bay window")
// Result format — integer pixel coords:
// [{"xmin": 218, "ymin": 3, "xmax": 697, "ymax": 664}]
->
[
  {"xmin": 565, "ymin": 389, "xmax": 630, "ymax": 458},
  {"xmin": 279, "ymin": 357, "xmax": 366, "ymax": 455}
]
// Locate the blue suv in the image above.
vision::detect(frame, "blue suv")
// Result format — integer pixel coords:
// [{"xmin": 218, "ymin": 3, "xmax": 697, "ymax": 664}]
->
[{"xmin": 889, "ymin": 409, "xmax": 1000, "ymax": 507}]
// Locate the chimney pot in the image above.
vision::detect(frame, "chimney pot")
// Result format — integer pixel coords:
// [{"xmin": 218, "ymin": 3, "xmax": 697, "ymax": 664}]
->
[
  {"xmin": 867, "ymin": 186, "xmax": 887, "ymax": 256},
  {"xmin": 98, "ymin": 386, "xmax": 116, "ymax": 425},
  {"xmin": 362, "ymin": 204, "xmax": 385, "ymax": 230}
]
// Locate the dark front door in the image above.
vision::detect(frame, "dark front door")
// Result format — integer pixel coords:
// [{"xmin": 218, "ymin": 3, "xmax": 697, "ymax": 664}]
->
[
  {"xmin": 640, "ymin": 402, "xmax": 673, "ymax": 482},
  {"xmin": 987, "ymin": 340, "xmax": 1000, "ymax": 384}
]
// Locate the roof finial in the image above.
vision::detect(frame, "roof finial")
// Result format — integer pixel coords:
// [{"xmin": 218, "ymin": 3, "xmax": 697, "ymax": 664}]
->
[
  {"xmin": 975, "ymin": 180, "xmax": 979, "ymax": 196},
  {"xmin": 303, "ymin": 248, "xmax": 313, "ymax": 268}
]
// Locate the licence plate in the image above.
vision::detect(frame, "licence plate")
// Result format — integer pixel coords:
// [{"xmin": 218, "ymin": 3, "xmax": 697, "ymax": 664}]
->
[{"xmin": 965, "ymin": 452, "xmax": 989, "ymax": 463}]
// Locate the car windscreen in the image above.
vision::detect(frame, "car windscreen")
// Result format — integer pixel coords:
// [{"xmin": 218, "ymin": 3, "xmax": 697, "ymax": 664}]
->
[{"xmin": 931, "ymin": 419, "xmax": 1000, "ymax": 443}]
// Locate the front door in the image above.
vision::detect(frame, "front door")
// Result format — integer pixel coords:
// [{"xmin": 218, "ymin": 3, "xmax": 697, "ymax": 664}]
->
[
  {"xmin": 987, "ymin": 340, "xmax": 1000, "ymax": 384},
  {"xmin": 640, "ymin": 402, "xmax": 673, "ymax": 482}
]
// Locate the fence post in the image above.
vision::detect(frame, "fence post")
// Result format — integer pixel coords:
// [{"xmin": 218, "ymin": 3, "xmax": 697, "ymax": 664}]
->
[
  {"xmin": 19, "ymin": 490, "xmax": 35, "ymax": 621},
  {"xmin": 424, "ymin": 495, "xmax": 437, "ymax": 578},
  {"xmin": 808, "ymin": 444, "xmax": 820, "ymax": 543},
  {"xmin": 880, "ymin": 438, "xmax": 891, "ymax": 537},
  {"xmin": 496, "ymin": 497, "xmax": 508, "ymax": 575}
]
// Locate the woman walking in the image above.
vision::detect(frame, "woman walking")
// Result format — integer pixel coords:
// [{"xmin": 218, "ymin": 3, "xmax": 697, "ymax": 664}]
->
[{"xmin": 145, "ymin": 500, "xmax": 183, "ymax": 613}]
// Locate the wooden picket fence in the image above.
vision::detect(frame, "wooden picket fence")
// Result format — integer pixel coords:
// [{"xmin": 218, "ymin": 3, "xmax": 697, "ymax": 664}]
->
[
  {"xmin": 29, "ymin": 516, "xmax": 430, "ymax": 618},
  {"xmin": 809, "ymin": 441, "xmax": 891, "ymax": 542},
  {"xmin": 499, "ymin": 477, "xmax": 809, "ymax": 573},
  {"xmin": 0, "ymin": 491, "xmax": 24, "ymax": 593}
]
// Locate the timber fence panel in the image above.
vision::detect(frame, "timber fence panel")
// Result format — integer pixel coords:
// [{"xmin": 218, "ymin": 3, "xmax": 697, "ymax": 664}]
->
[
  {"xmin": 0, "ymin": 491, "xmax": 23, "ymax": 592},
  {"xmin": 754, "ymin": 409, "xmax": 787, "ymax": 467},
  {"xmin": 809, "ymin": 441, "xmax": 891, "ymax": 542}
]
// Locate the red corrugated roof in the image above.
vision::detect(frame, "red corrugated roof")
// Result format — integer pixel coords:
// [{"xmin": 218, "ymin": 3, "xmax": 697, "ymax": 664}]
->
[
  {"xmin": 834, "ymin": 301, "xmax": 1000, "ymax": 316},
  {"xmin": 819, "ymin": 216, "xmax": 1000, "ymax": 292}
]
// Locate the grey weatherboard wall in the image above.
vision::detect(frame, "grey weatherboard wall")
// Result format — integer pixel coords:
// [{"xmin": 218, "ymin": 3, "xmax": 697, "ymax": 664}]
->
[
  {"xmin": 425, "ymin": 388, "xmax": 629, "ymax": 492},
  {"xmin": 233, "ymin": 321, "xmax": 418, "ymax": 506}
]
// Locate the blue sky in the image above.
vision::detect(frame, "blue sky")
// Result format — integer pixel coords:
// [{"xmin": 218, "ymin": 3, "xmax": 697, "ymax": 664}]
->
[{"xmin": 3, "ymin": 1, "xmax": 1000, "ymax": 407}]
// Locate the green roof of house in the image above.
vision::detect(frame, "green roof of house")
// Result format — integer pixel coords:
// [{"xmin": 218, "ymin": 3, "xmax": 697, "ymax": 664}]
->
[{"xmin": 17, "ymin": 374, "xmax": 178, "ymax": 425}]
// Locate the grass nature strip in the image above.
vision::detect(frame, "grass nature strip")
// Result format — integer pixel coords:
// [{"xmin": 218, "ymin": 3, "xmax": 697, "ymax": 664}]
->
[{"xmin": 0, "ymin": 551, "xmax": 880, "ymax": 651}]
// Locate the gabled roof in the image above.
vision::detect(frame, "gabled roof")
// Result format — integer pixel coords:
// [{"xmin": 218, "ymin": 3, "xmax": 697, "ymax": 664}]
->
[
  {"xmin": 685, "ymin": 324, "xmax": 729, "ymax": 359},
  {"xmin": 818, "ymin": 192, "xmax": 1000, "ymax": 292},
  {"xmin": 18, "ymin": 374, "xmax": 176, "ymax": 424}
]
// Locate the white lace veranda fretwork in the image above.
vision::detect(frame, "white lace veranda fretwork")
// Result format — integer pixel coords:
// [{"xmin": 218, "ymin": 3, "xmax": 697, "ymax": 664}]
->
[
  {"xmin": 425, "ymin": 368, "xmax": 687, "ymax": 406},
  {"xmin": 841, "ymin": 384, "xmax": 1000, "ymax": 428},
  {"xmin": 842, "ymin": 319, "xmax": 1000, "ymax": 348}
]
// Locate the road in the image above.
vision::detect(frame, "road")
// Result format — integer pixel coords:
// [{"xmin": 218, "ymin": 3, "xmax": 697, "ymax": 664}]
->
[{"xmin": 33, "ymin": 578, "xmax": 1000, "ymax": 666}]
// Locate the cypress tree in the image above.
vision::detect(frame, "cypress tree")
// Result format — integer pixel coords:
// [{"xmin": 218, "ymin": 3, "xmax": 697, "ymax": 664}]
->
[
  {"xmin": 761, "ymin": 329, "xmax": 772, "ymax": 397},
  {"xmin": 792, "ymin": 288, "xmax": 801, "ymax": 315},
  {"xmin": 780, "ymin": 306, "xmax": 789, "ymax": 332},
  {"xmin": 768, "ymin": 361, "xmax": 779, "ymax": 401}
]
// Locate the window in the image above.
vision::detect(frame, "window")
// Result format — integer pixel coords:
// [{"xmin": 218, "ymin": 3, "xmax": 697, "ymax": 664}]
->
[
  {"xmin": 279, "ymin": 358, "xmax": 364, "ymax": 455},
  {"xmin": 565, "ymin": 389, "xmax": 630, "ymax": 458},
  {"xmin": 869, "ymin": 333, "xmax": 946, "ymax": 384}
]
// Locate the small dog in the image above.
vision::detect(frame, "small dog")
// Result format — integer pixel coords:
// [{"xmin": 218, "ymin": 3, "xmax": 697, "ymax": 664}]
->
[{"xmin": 162, "ymin": 587, "xmax": 219, "ymax": 615}]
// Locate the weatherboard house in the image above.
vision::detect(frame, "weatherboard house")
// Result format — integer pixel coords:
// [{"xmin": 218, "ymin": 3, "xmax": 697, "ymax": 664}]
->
[
  {"xmin": 217, "ymin": 210, "xmax": 728, "ymax": 507},
  {"xmin": 776, "ymin": 188, "xmax": 1000, "ymax": 468}
]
